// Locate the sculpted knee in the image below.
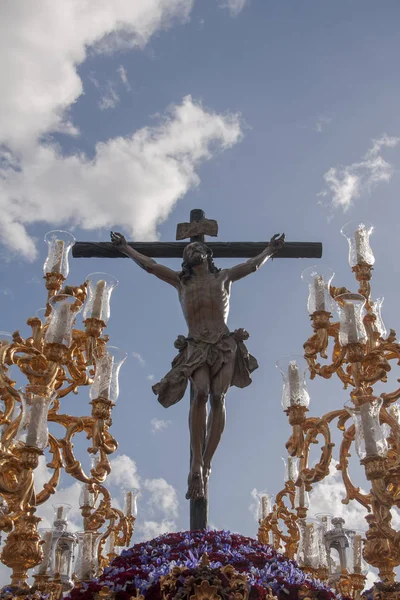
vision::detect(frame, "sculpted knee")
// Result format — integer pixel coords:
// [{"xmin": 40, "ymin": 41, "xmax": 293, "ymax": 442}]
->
[
  {"xmin": 195, "ymin": 388, "xmax": 209, "ymax": 404},
  {"xmin": 210, "ymin": 393, "xmax": 225, "ymax": 407}
]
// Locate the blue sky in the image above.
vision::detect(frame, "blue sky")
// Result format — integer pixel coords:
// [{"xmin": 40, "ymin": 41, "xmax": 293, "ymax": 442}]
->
[{"xmin": 1, "ymin": 0, "xmax": 400, "ymax": 583}]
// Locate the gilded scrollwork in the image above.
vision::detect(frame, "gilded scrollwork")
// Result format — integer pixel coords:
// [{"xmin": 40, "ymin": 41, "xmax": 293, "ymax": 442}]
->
[
  {"xmin": 267, "ymin": 246, "xmax": 400, "ymax": 597},
  {"xmin": 0, "ymin": 276, "xmax": 132, "ymax": 591}
]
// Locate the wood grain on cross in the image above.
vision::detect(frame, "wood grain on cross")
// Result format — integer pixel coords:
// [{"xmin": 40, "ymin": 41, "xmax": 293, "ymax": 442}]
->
[{"xmin": 73, "ymin": 209, "xmax": 322, "ymax": 531}]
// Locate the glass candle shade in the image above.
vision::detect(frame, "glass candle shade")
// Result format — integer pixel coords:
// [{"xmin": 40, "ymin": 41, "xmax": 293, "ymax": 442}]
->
[
  {"xmin": 301, "ymin": 266, "xmax": 335, "ymax": 314},
  {"xmin": 277, "ymin": 356, "xmax": 310, "ymax": 410},
  {"xmin": 258, "ymin": 493, "xmax": 272, "ymax": 520},
  {"xmin": 297, "ymin": 521, "xmax": 319, "ymax": 568},
  {"xmin": 35, "ymin": 529, "xmax": 54, "ymax": 575},
  {"xmin": 53, "ymin": 503, "xmax": 72, "ymax": 531},
  {"xmin": 124, "ymin": 489, "xmax": 139, "ymax": 518},
  {"xmin": 16, "ymin": 387, "xmax": 54, "ymax": 449},
  {"xmin": 45, "ymin": 294, "xmax": 82, "ymax": 347},
  {"xmin": 52, "ymin": 531, "xmax": 77, "ymax": 590},
  {"xmin": 372, "ymin": 297, "xmax": 387, "ymax": 339},
  {"xmin": 74, "ymin": 531, "xmax": 101, "ymax": 581},
  {"xmin": 352, "ymin": 533, "xmax": 363, "ymax": 573},
  {"xmin": 345, "ymin": 398, "xmax": 388, "ymax": 459},
  {"xmin": 304, "ymin": 522, "xmax": 320, "ymax": 568},
  {"xmin": 315, "ymin": 521, "xmax": 329, "ymax": 569},
  {"xmin": 79, "ymin": 484, "xmax": 95, "ymax": 509},
  {"xmin": 341, "ymin": 221, "xmax": 375, "ymax": 267},
  {"xmin": 83, "ymin": 273, "xmax": 118, "ymax": 324},
  {"xmin": 335, "ymin": 293, "xmax": 367, "ymax": 345},
  {"xmin": 90, "ymin": 346, "xmax": 127, "ymax": 402},
  {"xmin": 382, "ymin": 402, "xmax": 400, "ymax": 439},
  {"xmin": 315, "ymin": 513, "xmax": 333, "ymax": 532},
  {"xmin": 283, "ymin": 456, "xmax": 298, "ymax": 482},
  {"xmin": 43, "ymin": 231, "xmax": 76, "ymax": 278},
  {"xmin": 295, "ymin": 483, "xmax": 310, "ymax": 509},
  {"xmin": 105, "ymin": 530, "xmax": 117, "ymax": 557}
]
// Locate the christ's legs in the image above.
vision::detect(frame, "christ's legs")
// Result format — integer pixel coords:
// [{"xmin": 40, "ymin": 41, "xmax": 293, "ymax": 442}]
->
[
  {"xmin": 203, "ymin": 343, "xmax": 236, "ymax": 486},
  {"xmin": 186, "ymin": 365, "xmax": 210, "ymax": 500}
]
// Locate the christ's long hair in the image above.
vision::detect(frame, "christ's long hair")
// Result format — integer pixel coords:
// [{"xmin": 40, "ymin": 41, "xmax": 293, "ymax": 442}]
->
[{"xmin": 179, "ymin": 243, "xmax": 220, "ymax": 283}]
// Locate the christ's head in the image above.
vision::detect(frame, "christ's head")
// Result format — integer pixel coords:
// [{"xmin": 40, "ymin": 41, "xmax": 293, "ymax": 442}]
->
[{"xmin": 179, "ymin": 242, "xmax": 220, "ymax": 282}]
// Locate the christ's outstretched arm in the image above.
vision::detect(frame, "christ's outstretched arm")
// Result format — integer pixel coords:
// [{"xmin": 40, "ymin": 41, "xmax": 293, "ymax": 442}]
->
[
  {"xmin": 226, "ymin": 233, "xmax": 285, "ymax": 283},
  {"xmin": 110, "ymin": 232, "xmax": 180, "ymax": 288}
]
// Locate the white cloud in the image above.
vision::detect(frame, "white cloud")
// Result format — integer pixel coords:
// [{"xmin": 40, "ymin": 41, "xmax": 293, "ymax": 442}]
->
[
  {"xmin": 107, "ymin": 455, "xmax": 141, "ymax": 489},
  {"xmin": 118, "ymin": 65, "xmax": 131, "ymax": 91},
  {"xmin": 132, "ymin": 352, "xmax": 146, "ymax": 367},
  {"xmin": 0, "ymin": 96, "xmax": 242, "ymax": 261},
  {"xmin": 0, "ymin": 1, "xmax": 242, "ymax": 261},
  {"xmin": 144, "ymin": 477, "xmax": 179, "ymax": 518},
  {"xmin": 0, "ymin": 0, "xmax": 194, "ymax": 152},
  {"xmin": 218, "ymin": 0, "xmax": 249, "ymax": 17},
  {"xmin": 98, "ymin": 81, "xmax": 120, "ymax": 111},
  {"xmin": 320, "ymin": 133, "xmax": 400, "ymax": 211},
  {"xmin": 139, "ymin": 519, "xmax": 177, "ymax": 540},
  {"xmin": 315, "ymin": 115, "xmax": 332, "ymax": 133},
  {"xmin": 147, "ymin": 374, "xmax": 155, "ymax": 381},
  {"xmin": 151, "ymin": 417, "xmax": 172, "ymax": 433}
]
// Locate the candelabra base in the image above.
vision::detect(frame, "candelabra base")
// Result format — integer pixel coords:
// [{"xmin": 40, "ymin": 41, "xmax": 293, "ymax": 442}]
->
[{"xmin": 373, "ymin": 581, "xmax": 400, "ymax": 600}]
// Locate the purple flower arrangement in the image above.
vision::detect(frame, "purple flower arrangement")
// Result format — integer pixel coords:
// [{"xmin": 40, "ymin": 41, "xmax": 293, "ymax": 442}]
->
[{"xmin": 67, "ymin": 529, "xmax": 350, "ymax": 600}]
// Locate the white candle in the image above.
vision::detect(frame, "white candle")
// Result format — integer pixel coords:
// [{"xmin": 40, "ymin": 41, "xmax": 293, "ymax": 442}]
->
[
  {"xmin": 299, "ymin": 485, "xmax": 305, "ymax": 507},
  {"xmin": 287, "ymin": 456, "xmax": 298, "ymax": 482},
  {"xmin": 51, "ymin": 303, "xmax": 70, "ymax": 344},
  {"xmin": 91, "ymin": 280, "xmax": 106, "ymax": 320},
  {"xmin": 288, "ymin": 362, "xmax": 300, "ymax": 406},
  {"xmin": 344, "ymin": 303, "xmax": 358, "ymax": 343},
  {"xmin": 107, "ymin": 531, "xmax": 115, "ymax": 555},
  {"xmin": 26, "ymin": 396, "xmax": 47, "ymax": 448},
  {"xmin": 50, "ymin": 240, "xmax": 65, "ymax": 273},
  {"xmin": 82, "ymin": 486, "xmax": 93, "ymax": 507},
  {"xmin": 296, "ymin": 484, "xmax": 308, "ymax": 508},
  {"xmin": 353, "ymin": 534, "xmax": 362, "ymax": 572},
  {"xmin": 355, "ymin": 227, "xmax": 367, "ymax": 265},
  {"xmin": 313, "ymin": 275, "xmax": 325, "ymax": 312},
  {"xmin": 360, "ymin": 403, "xmax": 380, "ymax": 457},
  {"xmin": 38, "ymin": 531, "xmax": 53, "ymax": 574},
  {"xmin": 304, "ymin": 522, "xmax": 314, "ymax": 563},
  {"xmin": 99, "ymin": 354, "xmax": 114, "ymax": 400},
  {"xmin": 82, "ymin": 532, "xmax": 93, "ymax": 579},
  {"xmin": 125, "ymin": 491, "xmax": 133, "ymax": 517},
  {"xmin": 261, "ymin": 495, "xmax": 270, "ymax": 519}
]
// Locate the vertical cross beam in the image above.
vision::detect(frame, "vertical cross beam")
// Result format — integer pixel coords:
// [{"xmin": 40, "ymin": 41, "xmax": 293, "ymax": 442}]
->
[{"xmin": 188, "ymin": 209, "xmax": 208, "ymax": 531}]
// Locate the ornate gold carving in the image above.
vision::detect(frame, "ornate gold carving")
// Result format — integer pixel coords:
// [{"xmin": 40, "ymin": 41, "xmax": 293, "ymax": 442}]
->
[
  {"xmin": 160, "ymin": 559, "xmax": 249, "ymax": 600},
  {"xmin": 0, "ymin": 275, "xmax": 133, "ymax": 593},
  {"xmin": 190, "ymin": 580, "xmax": 220, "ymax": 600},
  {"xmin": 271, "ymin": 253, "xmax": 400, "ymax": 597}
]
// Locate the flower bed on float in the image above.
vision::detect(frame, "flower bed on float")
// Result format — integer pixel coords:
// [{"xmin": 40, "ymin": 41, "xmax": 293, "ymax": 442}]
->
[{"xmin": 67, "ymin": 530, "xmax": 350, "ymax": 600}]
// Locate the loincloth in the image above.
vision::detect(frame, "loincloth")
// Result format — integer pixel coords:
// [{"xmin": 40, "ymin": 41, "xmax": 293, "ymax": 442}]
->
[{"xmin": 152, "ymin": 328, "xmax": 258, "ymax": 408}]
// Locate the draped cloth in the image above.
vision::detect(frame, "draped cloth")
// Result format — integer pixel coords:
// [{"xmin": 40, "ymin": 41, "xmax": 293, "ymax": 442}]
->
[{"xmin": 152, "ymin": 328, "xmax": 258, "ymax": 408}]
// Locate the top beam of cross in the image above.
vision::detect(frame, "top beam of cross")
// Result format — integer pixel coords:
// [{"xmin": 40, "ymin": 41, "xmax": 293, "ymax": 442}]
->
[{"xmin": 72, "ymin": 209, "xmax": 322, "ymax": 259}]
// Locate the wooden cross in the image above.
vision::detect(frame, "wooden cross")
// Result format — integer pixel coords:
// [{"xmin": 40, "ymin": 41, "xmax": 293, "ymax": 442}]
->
[{"xmin": 73, "ymin": 209, "xmax": 322, "ymax": 530}]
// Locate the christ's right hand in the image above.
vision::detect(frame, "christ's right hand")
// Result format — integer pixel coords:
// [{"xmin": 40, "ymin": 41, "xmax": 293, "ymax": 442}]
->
[{"xmin": 110, "ymin": 231, "xmax": 127, "ymax": 248}]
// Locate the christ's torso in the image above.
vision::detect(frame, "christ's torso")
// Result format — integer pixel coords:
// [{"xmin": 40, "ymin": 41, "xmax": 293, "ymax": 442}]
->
[{"xmin": 178, "ymin": 271, "xmax": 231, "ymax": 341}]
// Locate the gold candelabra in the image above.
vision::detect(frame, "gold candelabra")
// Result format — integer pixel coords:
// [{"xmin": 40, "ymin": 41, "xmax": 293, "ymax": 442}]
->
[
  {"xmin": 258, "ymin": 221, "xmax": 400, "ymax": 600},
  {"xmin": 0, "ymin": 230, "xmax": 137, "ymax": 598}
]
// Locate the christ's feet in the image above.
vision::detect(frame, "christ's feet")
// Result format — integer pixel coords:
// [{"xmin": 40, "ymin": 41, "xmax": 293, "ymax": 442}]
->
[
  {"xmin": 186, "ymin": 465, "xmax": 204, "ymax": 500},
  {"xmin": 203, "ymin": 464, "xmax": 211, "ymax": 492}
]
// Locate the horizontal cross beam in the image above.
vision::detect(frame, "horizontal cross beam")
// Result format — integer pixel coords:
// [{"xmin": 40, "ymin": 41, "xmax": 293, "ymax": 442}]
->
[{"xmin": 72, "ymin": 241, "xmax": 322, "ymax": 260}]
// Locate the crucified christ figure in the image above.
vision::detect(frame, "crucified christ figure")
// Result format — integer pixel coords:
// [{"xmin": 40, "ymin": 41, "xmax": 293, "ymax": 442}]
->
[{"xmin": 110, "ymin": 231, "xmax": 285, "ymax": 500}]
